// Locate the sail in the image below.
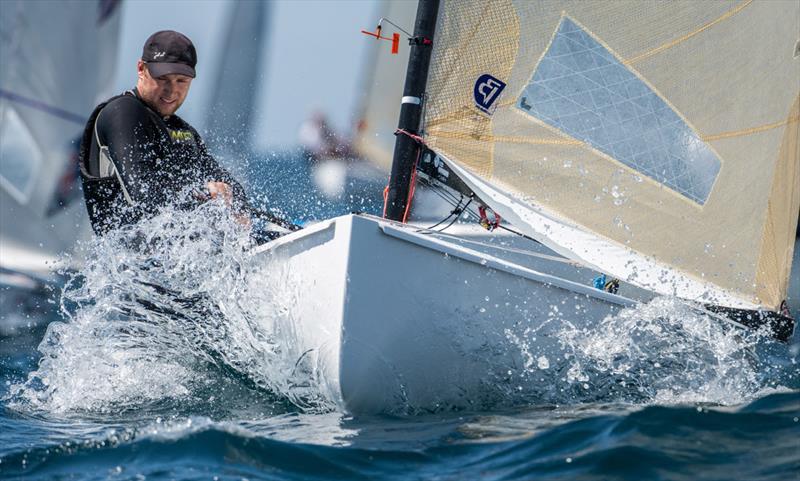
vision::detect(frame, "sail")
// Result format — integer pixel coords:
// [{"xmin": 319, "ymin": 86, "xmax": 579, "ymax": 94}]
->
[
  {"xmin": 0, "ymin": 0, "xmax": 122, "ymax": 275},
  {"xmin": 1, "ymin": 0, "xmax": 121, "ymax": 213},
  {"xmin": 205, "ymin": 0, "xmax": 270, "ymax": 157},
  {"xmin": 353, "ymin": 0, "xmax": 417, "ymax": 170},
  {"xmin": 422, "ymin": 0, "xmax": 800, "ymax": 310}
]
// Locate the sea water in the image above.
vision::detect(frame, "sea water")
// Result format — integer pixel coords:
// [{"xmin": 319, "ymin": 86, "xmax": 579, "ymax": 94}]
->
[{"xmin": 1, "ymin": 186, "xmax": 798, "ymax": 480}]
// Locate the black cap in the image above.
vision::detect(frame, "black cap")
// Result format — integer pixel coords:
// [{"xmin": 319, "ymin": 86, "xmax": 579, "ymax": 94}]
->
[{"xmin": 141, "ymin": 30, "xmax": 197, "ymax": 78}]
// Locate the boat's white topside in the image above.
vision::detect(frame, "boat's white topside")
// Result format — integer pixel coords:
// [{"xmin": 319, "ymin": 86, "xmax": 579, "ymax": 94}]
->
[{"xmin": 249, "ymin": 213, "xmax": 640, "ymax": 413}]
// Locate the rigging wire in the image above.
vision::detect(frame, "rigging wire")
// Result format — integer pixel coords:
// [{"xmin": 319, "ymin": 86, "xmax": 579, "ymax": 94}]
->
[
  {"xmin": 426, "ymin": 180, "xmax": 462, "ymax": 205},
  {"xmin": 376, "ymin": 17, "xmax": 413, "ymax": 38},
  {"xmin": 426, "ymin": 194, "xmax": 463, "ymax": 230},
  {"xmin": 495, "ymin": 224, "xmax": 541, "ymax": 245},
  {"xmin": 439, "ymin": 197, "xmax": 473, "ymax": 232},
  {"xmin": 418, "ymin": 175, "xmax": 542, "ymax": 245}
]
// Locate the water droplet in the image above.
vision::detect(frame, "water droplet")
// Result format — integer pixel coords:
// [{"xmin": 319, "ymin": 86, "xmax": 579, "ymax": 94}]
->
[{"xmin": 537, "ymin": 356, "xmax": 550, "ymax": 369}]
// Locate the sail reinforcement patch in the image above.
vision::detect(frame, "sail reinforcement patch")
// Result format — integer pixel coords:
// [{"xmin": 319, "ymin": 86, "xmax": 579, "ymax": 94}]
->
[{"xmin": 517, "ymin": 17, "xmax": 720, "ymax": 204}]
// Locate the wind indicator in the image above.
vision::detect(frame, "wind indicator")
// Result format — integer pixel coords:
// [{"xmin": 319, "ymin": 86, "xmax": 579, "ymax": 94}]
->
[{"xmin": 361, "ymin": 17, "xmax": 412, "ymax": 55}]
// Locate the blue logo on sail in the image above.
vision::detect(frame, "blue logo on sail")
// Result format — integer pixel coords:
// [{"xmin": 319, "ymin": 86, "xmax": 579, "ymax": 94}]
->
[{"xmin": 474, "ymin": 74, "xmax": 506, "ymax": 113}]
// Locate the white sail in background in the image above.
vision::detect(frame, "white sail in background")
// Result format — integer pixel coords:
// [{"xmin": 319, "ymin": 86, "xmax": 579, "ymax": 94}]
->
[
  {"xmin": 352, "ymin": 0, "xmax": 417, "ymax": 171},
  {"xmin": 422, "ymin": 0, "xmax": 799, "ymax": 309},
  {"xmin": 205, "ymin": 0, "xmax": 270, "ymax": 158},
  {"xmin": 0, "ymin": 0, "xmax": 122, "ymax": 276}
]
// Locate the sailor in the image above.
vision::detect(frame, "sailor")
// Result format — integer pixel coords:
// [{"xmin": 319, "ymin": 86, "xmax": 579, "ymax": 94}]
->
[
  {"xmin": 78, "ymin": 30, "xmax": 250, "ymax": 235},
  {"xmin": 297, "ymin": 110, "xmax": 356, "ymax": 163}
]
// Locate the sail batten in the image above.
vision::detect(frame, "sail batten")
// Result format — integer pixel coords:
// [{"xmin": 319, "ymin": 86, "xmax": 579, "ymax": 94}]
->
[{"xmin": 423, "ymin": 0, "xmax": 800, "ymax": 309}]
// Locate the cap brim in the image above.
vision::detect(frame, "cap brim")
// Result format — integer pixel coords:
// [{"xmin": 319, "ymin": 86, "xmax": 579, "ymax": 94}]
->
[{"xmin": 147, "ymin": 62, "xmax": 195, "ymax": 78}]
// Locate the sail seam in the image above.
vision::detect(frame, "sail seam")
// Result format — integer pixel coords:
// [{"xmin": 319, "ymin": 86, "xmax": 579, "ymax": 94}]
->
[
  {"xmin": 702, "ymin": 115, "xmax": 800, "ymax": 141},
  {"xmin": 0, "ymin": 88, "xmax": 86, "ymax": 125},
  {"xmin": 625, "ymin": 0, "xmax": 753, "ymax": 65},
  {"xmin": 427, "ymin": 129, "xmax": 581, "ymax": 146}
]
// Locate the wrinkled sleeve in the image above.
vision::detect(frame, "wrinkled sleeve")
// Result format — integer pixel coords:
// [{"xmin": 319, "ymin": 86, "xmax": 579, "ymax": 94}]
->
[{"xmin": 94, "ymin": 97, "xmax": 168, "ymax": 213}]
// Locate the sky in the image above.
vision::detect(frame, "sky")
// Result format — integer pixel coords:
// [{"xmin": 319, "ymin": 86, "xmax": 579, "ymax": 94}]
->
[{"xmin": 115, "ymin": 0, "xmax": 381, "ymax": 150}]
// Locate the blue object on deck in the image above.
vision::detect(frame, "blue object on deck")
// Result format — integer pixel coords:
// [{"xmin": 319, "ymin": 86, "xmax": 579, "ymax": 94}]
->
[{"xmin": 593, "ymin": 274, "xmax": 607, "ymax": 290}]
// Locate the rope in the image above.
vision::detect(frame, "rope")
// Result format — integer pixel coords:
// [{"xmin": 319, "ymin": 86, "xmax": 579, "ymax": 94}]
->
[
  {"xmin": 439, "ymin": 197, "xmax": 473, "ymax": 232},
  {"xmin": 495, "ymin": 224, "xmax": 541, "ymax": 245},
  {"xmin": 417, "ymin": 168, "xmax": 545, "ymax": 247},
  {"xmin": 395, "ymin": 128, "xmax": 426, "ymax": 145},
  {"xmin": 402, "ymin": 146, "xmax": 421, "ymax": 223},
  {"xmin": 390, "ymin": 128, "xmax": 428, "ymax": 223},
  {"xmin": 426, "ymin": 194, "xmax": 463, "ymax": 230}
]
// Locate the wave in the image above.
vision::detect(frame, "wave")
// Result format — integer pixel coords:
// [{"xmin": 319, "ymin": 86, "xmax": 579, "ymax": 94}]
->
[
  {"xmin": 2, "ymin": 390, "xmax": 797, "ymax": 480},
  {"xmin": 481, "ymin": 296, "xmax": 798, "ymax": 411},
  {"xmin": 4, "ymin": 196, "xmax": 797, "ymax": 417},
  {"xmin": 5, "ymin": 200, "xmax": 338, "ymax": 417}
]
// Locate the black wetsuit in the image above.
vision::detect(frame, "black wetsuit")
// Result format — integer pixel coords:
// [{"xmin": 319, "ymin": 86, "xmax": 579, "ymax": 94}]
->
[{"xmin": 79, "ymin": 89, "xmax": 249, "ymax": 235}]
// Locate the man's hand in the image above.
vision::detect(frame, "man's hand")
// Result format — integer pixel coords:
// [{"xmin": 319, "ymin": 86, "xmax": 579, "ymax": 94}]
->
[
  {"xmin": 206, "ymin": 181, "xmax": 233, "ymax": 206},
  {"xmin": 206, "ymin": 181, "xmax": 251, "ymax": 228}
]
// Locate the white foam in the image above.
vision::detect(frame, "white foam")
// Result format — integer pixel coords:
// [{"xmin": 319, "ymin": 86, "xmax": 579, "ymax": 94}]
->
[{"xmin": 7, "ymin": 199, "xmax": 336, "ymax": 415}]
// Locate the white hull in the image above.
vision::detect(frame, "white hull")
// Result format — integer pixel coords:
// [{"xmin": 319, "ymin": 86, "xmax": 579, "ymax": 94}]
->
[{"xmin": 250, "ymin": 214, "xmax": 633, "ymax": 413}]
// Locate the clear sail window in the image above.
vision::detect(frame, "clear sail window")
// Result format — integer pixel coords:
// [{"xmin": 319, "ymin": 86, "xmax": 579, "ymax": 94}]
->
[
  {"xmin": 0, "ymin": 106, "xmax": 42, "ymax": 204},
  {"xmin": 517, "ymin": 17, "xmax": 720, "ymax": 205}
]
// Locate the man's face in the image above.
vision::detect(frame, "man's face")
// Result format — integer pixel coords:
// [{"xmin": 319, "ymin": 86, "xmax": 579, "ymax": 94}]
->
[{"xmin": 136, "ymin": 60, "xmax": 192, "ymax": 117}]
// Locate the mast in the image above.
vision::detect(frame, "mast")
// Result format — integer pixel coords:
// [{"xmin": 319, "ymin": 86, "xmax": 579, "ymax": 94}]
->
[{"xmin": 383, "ymin": 0, "xmax": 440, "ymax": 222}]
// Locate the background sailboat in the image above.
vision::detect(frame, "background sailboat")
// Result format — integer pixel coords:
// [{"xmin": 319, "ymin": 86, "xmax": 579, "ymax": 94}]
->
[
  {"xmin": 0, "ymin": 0, "xmax": 122, "ymax": 281},
  {"xmin": 205, "ymin": 0, "xmax": 270, "ymax": 164}
]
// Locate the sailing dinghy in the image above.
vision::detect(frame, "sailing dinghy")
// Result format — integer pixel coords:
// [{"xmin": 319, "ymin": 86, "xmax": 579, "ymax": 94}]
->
[
  {"xmin": 0, "ymin": 0, "xmax": 122, "ymax": 281},
  {"xmin": 249, "ymin": 0, "xmax": 799, "ymax": 413}
]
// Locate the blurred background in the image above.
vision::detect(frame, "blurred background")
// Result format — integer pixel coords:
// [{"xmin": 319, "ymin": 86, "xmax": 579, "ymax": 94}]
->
[
  {"xmin": 1, "ymin": 0, "xmax": 421, "ymax": 290},
  {"xmin": 117, "ymin": 0, "xmax": 372, "ymax": 149}
]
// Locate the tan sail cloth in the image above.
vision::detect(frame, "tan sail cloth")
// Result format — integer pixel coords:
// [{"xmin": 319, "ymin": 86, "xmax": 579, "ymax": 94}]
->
[{"xmin": 424, "ymin": 0, "xmax": 800, "ymax": 309}]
